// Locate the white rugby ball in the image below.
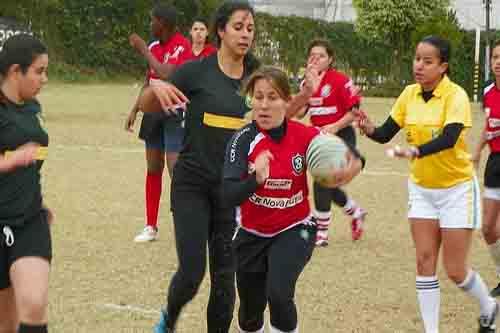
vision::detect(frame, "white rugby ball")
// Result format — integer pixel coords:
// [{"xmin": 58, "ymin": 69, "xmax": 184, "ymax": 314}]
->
[{"xmin": 306, "ymin": 133, "xmax": 348, "ymax": 185}]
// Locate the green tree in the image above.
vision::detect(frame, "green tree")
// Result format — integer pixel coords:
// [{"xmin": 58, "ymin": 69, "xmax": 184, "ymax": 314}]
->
[{"xmin": 353, "ymin": 0, "xmax": 450, "ymax": 84}]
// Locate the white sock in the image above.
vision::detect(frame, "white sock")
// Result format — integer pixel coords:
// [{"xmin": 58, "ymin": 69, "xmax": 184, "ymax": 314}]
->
[
  {"xmin": 343, "ymin": 199, "xmax": 357, "ymax": 215},
  {"xmin": 314, "ymin": 210, "xmax": 331, "ymax": 234},
  {"xmin": 457, "ymin": 270, "xmax": 496, "ymax": 317},
  {"xmin": 416, "ymin": 275, "xmax": 440, "ymax": 333},
  {"xmin": 489, "ymin": 240, "xmax": 500, "ymax": 277},
  {"xmin": 269, "ymin": 324, "xmax": 298, "ymax": 333}
]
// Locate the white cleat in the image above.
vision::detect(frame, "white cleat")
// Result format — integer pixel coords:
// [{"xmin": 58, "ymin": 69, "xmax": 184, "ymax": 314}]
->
[{"xmin": 134, "ymin": 226, "xmax": 158, "ymax": 242}]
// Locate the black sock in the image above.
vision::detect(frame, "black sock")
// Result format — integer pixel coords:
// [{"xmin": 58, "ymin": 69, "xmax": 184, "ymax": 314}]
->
[{"xmin": 18, "ymin": 323, "xmax": 48, "ymax": 333}]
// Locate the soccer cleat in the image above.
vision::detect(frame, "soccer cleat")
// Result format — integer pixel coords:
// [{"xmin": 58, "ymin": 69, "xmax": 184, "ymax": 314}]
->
[
  {"xmin": 134, "ymin": 226, "xmax": 158, "ymax": 242},
  {"xmin": 154, "ymin": 310, "xmax": 171, "ymax": 333},
  {"xmin": 315, "ymin": 233, "xmax": 329, "ymax": 247},
  {"xmin": 351, "ymin": 208, "xmax": 367, "ymax": 241},
  {"xmin": 491, "ymin": 283, "xmax": 500, "ymax": 297},
  {"xmin": 479, "ymin": 301, "xmax": 499, "ymax": 332}
]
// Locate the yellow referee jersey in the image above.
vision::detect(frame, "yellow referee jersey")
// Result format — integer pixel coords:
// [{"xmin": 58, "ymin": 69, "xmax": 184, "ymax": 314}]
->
[{"xmin": 390, "ymin": 75, "xmax": 473, "ymax": 188}]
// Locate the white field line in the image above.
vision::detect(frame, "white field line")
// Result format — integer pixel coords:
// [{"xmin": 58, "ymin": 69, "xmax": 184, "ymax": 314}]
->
[
  {"xmin": 97, "ymin": 303, "xmax": 159, "ymax": 317},
  {"xmin": 97, "ymin": 303, "xmax": 193, "ymax": 318}
]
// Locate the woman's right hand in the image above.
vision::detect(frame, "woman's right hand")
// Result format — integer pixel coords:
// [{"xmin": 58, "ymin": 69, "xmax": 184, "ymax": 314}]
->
[
  {"xmin": 1, "ymin": 143, "xmax": 39, "ymax": 172},
  {"xmin": 254, "ymin": 150, "xmax": 274, "ymax": 185},
  {"xmin": 149, "ymin": 80, "xmax": 189, "ymax": 114},
  {"xmin": 355, "ymin": 109, "xmax": 375, "ymax": 136}
]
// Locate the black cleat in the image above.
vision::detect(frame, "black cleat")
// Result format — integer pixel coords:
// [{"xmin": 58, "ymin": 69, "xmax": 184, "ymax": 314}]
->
[
  {"xmin": 491, "ymin": 283, "xmax": 500, "ymax": 297},
  {"xmin": 479, "ymin": 302, "xmax": 499, "ymax": 332}
]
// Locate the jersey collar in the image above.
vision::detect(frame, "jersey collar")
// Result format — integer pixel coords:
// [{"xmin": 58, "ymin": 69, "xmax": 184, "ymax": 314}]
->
[
  {"xmin": 255, "ymin": 120, "xmax": 287, "ymax": 142},
  {"xmin": 417, "ymin": 75, "xmax": 450, "ymax": 99}
]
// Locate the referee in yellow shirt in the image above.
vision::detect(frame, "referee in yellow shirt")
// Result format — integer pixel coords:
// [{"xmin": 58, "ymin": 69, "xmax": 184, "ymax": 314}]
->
[{"xmin": 358, "ymin": 36, "xmax": 498, "ymax": 333}]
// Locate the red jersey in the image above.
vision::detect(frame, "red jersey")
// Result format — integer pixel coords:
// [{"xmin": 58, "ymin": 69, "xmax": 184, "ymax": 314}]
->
[
  {"xmin": 192, "ymin": 43, "xmax": 217, "ymax": 59},
  {"xmin": 147, "ymin": 32, "xmax": 192, "ymax": 83},
  {"xmin": 225, "ymin": 120, "xmax": 320, "ymax": 237},
  {"xmin": 303, "ymin": 69, "xmax": 361, "ymax": 127},
  {"xmin": 484, "ymin": 83, "xmax": 500, "ymax": 153}
]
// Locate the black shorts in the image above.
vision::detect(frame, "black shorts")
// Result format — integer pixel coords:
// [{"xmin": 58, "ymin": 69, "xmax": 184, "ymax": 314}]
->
[
  {"xmin": 139, "ymin": 112, "xmax": 185, "ymax": 152},
  {"xmin": 485, "ymin": 152, "xmax": 500, "ymax": 188},
  {"xmin": 233, "ymin": 223, "xmax": 316, "ymax": 273},
  {"xmin": 0, "ymin": 209, "xmax": 52, "ymax": 290},
  {"xmin": 336, "ymin": 125, "xmax": 356, "ymax": 147}
]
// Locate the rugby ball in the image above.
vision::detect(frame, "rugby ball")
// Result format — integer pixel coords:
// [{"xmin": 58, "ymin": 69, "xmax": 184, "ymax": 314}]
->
[{"xmin": 306, "ymin": 133, "xmax": 348, "ymax": 185}]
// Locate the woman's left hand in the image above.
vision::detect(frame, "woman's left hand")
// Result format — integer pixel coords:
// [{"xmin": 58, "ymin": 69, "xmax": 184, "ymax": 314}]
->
[{"xmin": 386, "ymin": 145, "xmax": 419, "ymax": 160}]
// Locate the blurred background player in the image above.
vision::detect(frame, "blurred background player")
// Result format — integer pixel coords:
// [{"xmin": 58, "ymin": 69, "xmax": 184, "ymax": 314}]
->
[
  {"xmin": 125, "ymin": 3, "xmax": 192, "ymax": 243},
  {"xmin": 224, "ymin": 66, "xmax": 365, "ymax": 333},
  {"xmin": 472, "ymin": 40, "xmax": 500, "ymax": 297},
  {"xmin": 189, "ymin": 17, "xmax": 217, "ymax": 59},
  {"xmin": 358, "ymin": 36, "xmax": 498, "ymax": 333},
  {"xmin": 0, "ymin": 34, "xmax": 53, "ymax": 333},
  {"xmin": 289, "ymin": 39, "xmax": 366, "ymax": 245}
]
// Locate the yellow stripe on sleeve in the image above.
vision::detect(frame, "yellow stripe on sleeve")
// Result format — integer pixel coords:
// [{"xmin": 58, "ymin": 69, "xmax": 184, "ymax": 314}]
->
[{"xmin": 203, "ymin": 112, "xmax": 246, "ymax": 130}]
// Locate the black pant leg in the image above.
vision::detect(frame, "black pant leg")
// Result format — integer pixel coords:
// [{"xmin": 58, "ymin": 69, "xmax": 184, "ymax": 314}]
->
[
  {"xmin": 166, "ymin": 179, "xmax": 211, "ymax": 329},
  {"xmin": 267, "ymin": 224, "xmax": 316, "ymax": 331},
  {"xmin": 236, "ymin": 271, "xmax": 267, "ymax": 331},
  {"xmin": 206, "ymin": 186, "xmax": 237, "ymax": 333}
]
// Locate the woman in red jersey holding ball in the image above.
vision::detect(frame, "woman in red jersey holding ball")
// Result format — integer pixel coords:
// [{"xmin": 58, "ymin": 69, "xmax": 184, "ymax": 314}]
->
[{"xmin": 224, "ymin": 66, "xmax": 365, "ymax": 333}]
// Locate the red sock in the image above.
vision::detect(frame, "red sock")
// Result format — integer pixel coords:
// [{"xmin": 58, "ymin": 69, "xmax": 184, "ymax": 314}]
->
[{"xmin": 146, "ymin": 172, "xmax": 162, "ymax": 229}]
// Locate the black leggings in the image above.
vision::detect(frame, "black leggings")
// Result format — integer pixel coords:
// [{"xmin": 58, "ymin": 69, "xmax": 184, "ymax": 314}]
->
[
  {"xmin": 313, "ymin": 126, "xmax": 356, "ymax": 212},
  {"xmin": 165, "ymin": 168, "xmax": 236, "ymax": 333},
  {"xmin": 234, "ymin": 224, "xmax": 316, "ymax": 332}
]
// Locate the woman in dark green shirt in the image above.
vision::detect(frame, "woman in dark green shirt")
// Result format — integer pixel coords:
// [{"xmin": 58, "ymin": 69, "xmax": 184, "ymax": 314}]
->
[{"xmin": 0, "ymin": 34, "xmax": 52, "ymax": 333}]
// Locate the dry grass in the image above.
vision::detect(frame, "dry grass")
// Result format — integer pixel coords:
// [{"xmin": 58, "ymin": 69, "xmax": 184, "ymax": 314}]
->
[{"xmin": 38, "ymin": 83, "xmax": 492, "ymax": 332}]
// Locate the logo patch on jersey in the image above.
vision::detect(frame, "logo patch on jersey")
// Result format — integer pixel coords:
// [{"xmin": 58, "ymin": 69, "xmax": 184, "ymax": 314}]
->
[
  {"xmin": 309, "ymin": 97, "xmax": 324, "ymax": 106},
  {"xmin": 292, "ymin": 154, "xmax": 305, "ymax": 175},
  {"xmin": 36, "ymin": 112, "xmax": 46, "ymax": 131},
  {"xmin": 320, "ymin": 84, "xmax": 332, "ymax": 98},
  {"xmin": 249, "ymin": 191, "xmax": 304, "ymax": 209},
  {"xmin": 245, "ymin": 94, "xmax": 252, "ymax": 109},
  {"xmin": 264, "ymin": 179, "xmax": 292, "ymax": 190}
]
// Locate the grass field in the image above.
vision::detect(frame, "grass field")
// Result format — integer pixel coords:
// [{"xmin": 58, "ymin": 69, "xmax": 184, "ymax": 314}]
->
[{"xmin": 38, "ymin": 83, "xmax": 493, "ymax": 332}]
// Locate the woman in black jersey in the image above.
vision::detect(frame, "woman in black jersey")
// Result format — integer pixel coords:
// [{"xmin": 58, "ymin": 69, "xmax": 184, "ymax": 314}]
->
[
  {"xmin": 141, "ymin": 2, "xmax": 315, "ymax": 330},
  {"xmin": 140, "ymin": 2, "xmax": 259, "ymax": 332},
  {"xmin": 0, "ymin": 34, "xmax": 52, "ymax": 333}
]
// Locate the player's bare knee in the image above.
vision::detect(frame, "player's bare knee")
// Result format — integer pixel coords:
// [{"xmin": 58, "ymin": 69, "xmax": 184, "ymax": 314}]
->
[
  {"xmin": 18, "ymin": 295, "xmax": 47, "ymax": 324},
  {"xmin": 415, "ymin": 251, "xmax": 437, "ymax": 275},
  {"xmin": 146, "ymin": 159, "xmax": 164, "ymax": 173},
  {"xmin": 482, "ymin": 223, "xmax": 498, "ymax": 244}
]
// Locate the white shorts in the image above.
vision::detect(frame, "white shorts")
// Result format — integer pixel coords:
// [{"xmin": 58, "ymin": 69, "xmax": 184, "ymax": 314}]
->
[
  {"xmin": 407, "ymin": 178, "xmax": 481, "ymax": 229},
  {"xmin": 484, "ymin": 187, "xmax": 500, "ymax": 201}
]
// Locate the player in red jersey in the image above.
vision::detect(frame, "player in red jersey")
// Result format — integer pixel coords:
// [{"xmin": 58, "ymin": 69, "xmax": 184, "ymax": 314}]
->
[
  {"xmin": 223, "ymin": 66, "xmax": 365, "ymax": 333},
  {"xmin": 190, "ymin": 18, "xmax": 217, "ymax": 59},
  {"xmin": 473, "ymin": 40, "xmax": 500, "ymax": 297},
  {"xmin": 291, "ymin": 39, "xmax": 366, "ymax": 245},
  {"xmin": 125, "ymin": 4, "xmax": 192, "ymax": 243}
]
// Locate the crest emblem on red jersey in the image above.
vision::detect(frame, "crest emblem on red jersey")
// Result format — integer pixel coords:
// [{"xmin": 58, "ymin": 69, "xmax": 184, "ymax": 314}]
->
[
  {"xmin": 292, "ymin": 154, "xmax": 305, "ymax": 175},
  {"xmin": 320, "ymin": 84, "xmax": 332, "ymax": 98}
]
